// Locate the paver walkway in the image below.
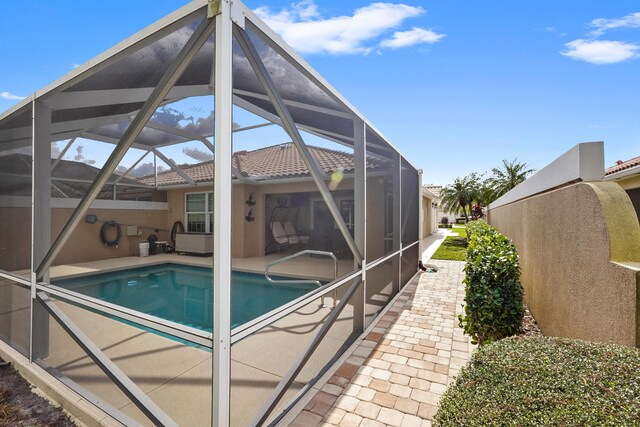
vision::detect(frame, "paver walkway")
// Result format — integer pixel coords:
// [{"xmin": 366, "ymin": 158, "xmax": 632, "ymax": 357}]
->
[{"xmin": 290, "ymin": 260, "xmax": 473, "ymax": 427}]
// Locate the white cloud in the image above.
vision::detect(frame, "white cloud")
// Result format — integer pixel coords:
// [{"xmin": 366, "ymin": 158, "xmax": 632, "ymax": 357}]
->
[
  {"xmin": 71, "ymin": 63, "xmax": 81, "ymax": 69},
  {"xmin": 254, "ymin": 1, "xmax": 440, "ymax": 55},
  {"xmin": 562, "ymin": 39, "xmax": 639, "ymax": 64},
  {"xmin": 0, "ymin": 91, "xmax": 25, "ymax": 101},
  {"xmin": 590, "ymin": 12, "xmax": 640, "ymax": 36},
  {"xmin": 380, "ymin": 27, "xmax": 445, "ymax": 48}
]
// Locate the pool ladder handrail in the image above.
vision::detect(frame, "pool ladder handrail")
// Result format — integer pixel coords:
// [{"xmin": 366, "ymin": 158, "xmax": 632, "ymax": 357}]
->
[{"xmin": 264, "ymin": 250, "xmax": 338, "ymax": 309}]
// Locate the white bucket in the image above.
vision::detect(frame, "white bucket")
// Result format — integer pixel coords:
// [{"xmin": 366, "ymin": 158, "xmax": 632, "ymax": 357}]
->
[{"xmin": 139, "ymin": 242, "xmax": 150, "ymax": 257}]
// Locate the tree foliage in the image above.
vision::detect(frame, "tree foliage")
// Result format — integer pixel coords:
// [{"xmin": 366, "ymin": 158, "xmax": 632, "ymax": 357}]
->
[
  {"xmin": 487, "ymin": 158, "xmax": 535, "ymax": 200},
  {"xmin": 182, "ymin": 146, "xmax": 212, "ymax": 162},
  {"xmin": 440, "ymin": 174, "xmax": 481, "ymax": 221},
  {"xmin": 459, "ymin": 221, "xmax": 524, "ymax": 345}
]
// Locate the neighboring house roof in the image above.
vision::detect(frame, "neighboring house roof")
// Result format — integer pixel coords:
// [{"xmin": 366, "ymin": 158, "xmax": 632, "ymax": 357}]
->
[
  {"xmin": 423, "ymin": 185, "xmax": 442, "ymax": 198},
  {"xmin": 0, "ymin": 153, "xmax": 144, "ymax": 198},
  {"xmin": 606, "ymin": 156, "xmax": 640, "ymax": 176},
  {"xmin": 138, "ymin": 143, "xmax": 385, "ymax": 187}
]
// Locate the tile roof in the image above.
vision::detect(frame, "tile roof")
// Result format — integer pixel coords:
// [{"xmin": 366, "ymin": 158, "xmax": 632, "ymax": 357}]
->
[
  {"xmin": 0, "ymin": 154, "xmax": 144, "ymax": 198},
  {"xmin": 139, "ymin": 143, "xmax": 385, "ymax": 187},
  {"xmin": 605, "ymin": 156, "xmax": 640, "ymax": 176},
  {"xmin": 423, "ymin": 185, "xmax": 442, "ymax": 198}
]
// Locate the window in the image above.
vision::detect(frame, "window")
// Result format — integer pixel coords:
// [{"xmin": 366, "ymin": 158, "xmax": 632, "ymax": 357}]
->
[
  {"xmin": 310, "ymin": 197, "xmax": 355, "ymax": 235},
  {"xmin": 185, "ymin": 192, "xmax": 213, "ymax": 233},
  {"xmin": 339, "ymin": 199, "xmax": 354, "ymax": 231}
]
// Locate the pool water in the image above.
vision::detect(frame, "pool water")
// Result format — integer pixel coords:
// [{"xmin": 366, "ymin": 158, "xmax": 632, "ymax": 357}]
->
[{"xmin": 53, "ymin": 263, "xmax": 318, "ymax": 331}]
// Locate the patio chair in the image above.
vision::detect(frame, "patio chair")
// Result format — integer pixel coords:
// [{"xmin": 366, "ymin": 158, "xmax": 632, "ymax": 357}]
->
[
  {"xmin": 270, "ymin": 221, "xmax": 291, "ymax": 251},
  {"xmin": 283, "ymin": 221, "xmax": 310, "ymax": 245}
]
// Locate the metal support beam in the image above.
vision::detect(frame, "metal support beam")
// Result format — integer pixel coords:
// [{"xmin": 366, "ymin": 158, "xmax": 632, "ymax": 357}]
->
[
  {"xmin": 146, "ymin": 120, "xmax": 208, "ymax": 146},
  {"xmin": 44, "ymin": 85, "xmax": 210, "ymax": 110},
  {"xmin": 154, "ymin": 153, "xmax": 158, "ymax": 188},
  {"xmin": 200, "ymin": 137, "xmax": 215, "ymax": 152},
  {"xmin": 233, "ymin": 88, "xmax": 352, "ymax": 119},
  {"xmin": 395, "ymin": 154, "xmax": 401, "ymax": 292},
  {"xmin": 152, "ymin": 148, "xmax": 196, "ymax": 185},
  {"xmin": 51, "ymin": 138, "xmax": 75, "ymax": 171},
  {"xmin": 37, "ymin": 292, "xmax": 178, "ymax": 427},
  {"xmin": 232, "ymin": 96, "xmax": 356, "ymax": 146},
  {"xmin": 232, "ymin": 122, "xmax": 274, "ymax": 133},
  {"xmin": 250, "ymin": 278, "xmax": 362, "ymax": 426},
  {"xmin": 114, "ymin": 151, "xmax": 151, "ymax": 184},
  {"xmin": 52, "ymin": 183, "xmax": 70, "ymax": 198},
  {"xmin": 353, "ymin": 117, "xmax": 366, "ymax": 333},
  {"xmin": 30, "ymin": 100, "xmax": 51, "ymax": 361},
  {"xmin": 36, "ymin": 17, "xmax": 216, "ymax": 279},
  {"xmin": 198, "ymin": 138, "xmax": 245, "ymax": 182},
  {"xmin": 213, "ymin": 1, "xmax": 233, "ymax": 426},
  {"xmin": 418, "ymin": 169, "xmax": 424, "ymax": 256},
  {"xmin": 234, "ymin": 24, "xmax": 363, "ymax": 264},
  {"xmin": 78, "ymin": 131, "xmax": 150, "ymax": 152}
]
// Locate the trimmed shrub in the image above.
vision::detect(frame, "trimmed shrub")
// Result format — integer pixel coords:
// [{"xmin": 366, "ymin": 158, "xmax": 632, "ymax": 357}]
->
[
  {"xmin": 459, "ymin": 221, "xmax": 524, "ymax": 345},
  {"xmin": 440, "ymin": 217, "xmax": 449, "ymax": 225},
  {"xmin": 434, "ymin": 337, "xmax": 640, "ymax": 426},
  {"xmin": 438, "ymin": 224, "xmax": 452, "ymax": 229}
]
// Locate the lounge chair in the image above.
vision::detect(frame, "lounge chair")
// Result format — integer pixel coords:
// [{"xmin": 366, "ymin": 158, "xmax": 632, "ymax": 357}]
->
[
  {"xmin": 270, "ymin": 221, "xmax": 290, "ymax": 247},
  {"xmin": 283, "ymin": 221, "xmax": 310, "ymax": 245}
]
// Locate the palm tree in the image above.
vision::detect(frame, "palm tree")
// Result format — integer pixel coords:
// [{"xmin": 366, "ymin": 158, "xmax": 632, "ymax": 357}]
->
[
  {"xmin": 440, "ymin": 175, "xmax": 479, "ymax": 222},
  {"xmin": 489, "ymin": 159, "xmax": 535, "ymax": 200}
]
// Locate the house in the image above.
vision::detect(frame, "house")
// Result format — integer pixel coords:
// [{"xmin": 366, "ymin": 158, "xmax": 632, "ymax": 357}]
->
[
  {"xmin": 604, "ymin": 155, "xmax": 640, "ymax": 217},
  {"xmin": 0, "ymin": 1, "xmax": 422, "ymax": 424},
  {"xmin": 423, "ymin": 184, "xmax": 458, "ymax": 224},
  {"xmin": 132, "ymin": 142, "xmax": 392, "ymax": 260},
  {"xmin": 421, "ymin": 186, "xmax": 438, "ymax": 237}
]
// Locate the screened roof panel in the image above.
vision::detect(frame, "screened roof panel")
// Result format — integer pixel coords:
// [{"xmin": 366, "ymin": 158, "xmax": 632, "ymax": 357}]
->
[
  {"xmin": 0, "ymin": 0, "xmax": 408, "ymax": 166},
  {"xmin": 243, "ymin": 27, "xmax": 344, "ymax": 112},
  {"xmin": 63, "ymin": 19, "xmax": 205, "ymax": 93},
  {"xmin": 51, "ymin": 103, "xmax": 145, "ymax": 124},
  {"xmin": 174, "ymin": 32, "xmax": 215, "ymax": 88},
  {"xmin": 89, "ymin": 121, "xmax": 191, "ymax": 147},
  {"xmin": 0, "ymin": 107, "xmax": 31, "ymax": 132}
]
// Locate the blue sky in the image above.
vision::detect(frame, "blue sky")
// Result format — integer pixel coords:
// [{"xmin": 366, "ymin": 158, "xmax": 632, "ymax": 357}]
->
[{"xmin": 1, "ymin": 1, "xmax": 639, "ymax": 184}]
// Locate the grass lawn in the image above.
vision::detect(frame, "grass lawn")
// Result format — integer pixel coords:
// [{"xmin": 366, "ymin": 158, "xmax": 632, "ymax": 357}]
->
[
  {"xmin": 431, "ymin": 225, "xmax": 467, "ymax": 261},
  {"xmin": 451, "ymin": 224, "xmax": 467, "ymax": 238},
  {"xmin": 434, "ymin": 336, "xmax": 640, "ymax": 426}
]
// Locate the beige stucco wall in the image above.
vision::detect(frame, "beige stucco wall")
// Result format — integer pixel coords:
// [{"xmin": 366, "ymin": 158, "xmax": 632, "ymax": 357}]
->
[
  {"xmin": 488, "ymin": 181, "xmax": 640, "ymax": 347},
  {"xmin": 166, "ymin": 178, "xmax": 367, "ymax": 259},
  {"xmin": 421, "ymin": 195, "xmax": 433, "ymax": 238},
  {"xmin": 0, "ymin": 206, "xmax": 168, "ymax": 272},
  {"xmin": 614, "ymin": 173, "xmax": 640, "ymax": 191}
]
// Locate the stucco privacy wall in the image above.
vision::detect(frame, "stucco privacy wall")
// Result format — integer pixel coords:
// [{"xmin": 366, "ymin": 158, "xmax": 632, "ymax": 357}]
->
[{"xmin": 488, "ymin": 182, "xmax": 640, "ymax": 347}]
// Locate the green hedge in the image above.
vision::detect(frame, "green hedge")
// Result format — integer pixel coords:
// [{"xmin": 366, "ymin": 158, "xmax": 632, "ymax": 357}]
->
[
  {"xmin": 458, "ymin": 221, "xmax": 524, "ymax": 345},
  {"xmin": 434, "ymin": 337, "xmax": 640, "ymax": 426}
]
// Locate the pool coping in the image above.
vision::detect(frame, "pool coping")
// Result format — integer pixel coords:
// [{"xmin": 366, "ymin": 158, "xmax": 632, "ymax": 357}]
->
[{"xmin": 49, "ymin": 254, "xmax": 342, "ymax": 282}]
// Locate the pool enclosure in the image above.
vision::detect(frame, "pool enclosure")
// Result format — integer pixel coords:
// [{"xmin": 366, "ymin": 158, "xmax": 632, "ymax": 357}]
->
[{"xmin": 0, "ymin": 1, "xmax": 422, "ymax": 426}]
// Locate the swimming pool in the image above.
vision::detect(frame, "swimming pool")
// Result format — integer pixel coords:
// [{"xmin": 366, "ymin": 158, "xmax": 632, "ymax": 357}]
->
[{"xmin": 53, "ymin": 263, "xmax": 319, "ymax": 331}]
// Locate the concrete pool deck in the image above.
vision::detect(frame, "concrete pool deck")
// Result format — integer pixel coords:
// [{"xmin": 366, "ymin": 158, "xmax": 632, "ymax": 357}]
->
[
  {"xmin": 0, "ymin": 234, "xmax": 454, "ymax": 426},
  {"xmin": 2, "ymin": 252, "xmax": 362, "ymax": 426}
]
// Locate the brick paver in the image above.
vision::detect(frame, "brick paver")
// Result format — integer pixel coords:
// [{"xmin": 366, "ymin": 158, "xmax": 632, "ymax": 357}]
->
[{"xmin": 290, "ymin": 260, "xmax": 473, "ymax": 427}]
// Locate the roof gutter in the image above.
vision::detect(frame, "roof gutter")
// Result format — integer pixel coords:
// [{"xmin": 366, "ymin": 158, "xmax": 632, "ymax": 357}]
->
[{"xmin": 603, "ymin": 164, "xmax": 640, "ymax": 182}]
